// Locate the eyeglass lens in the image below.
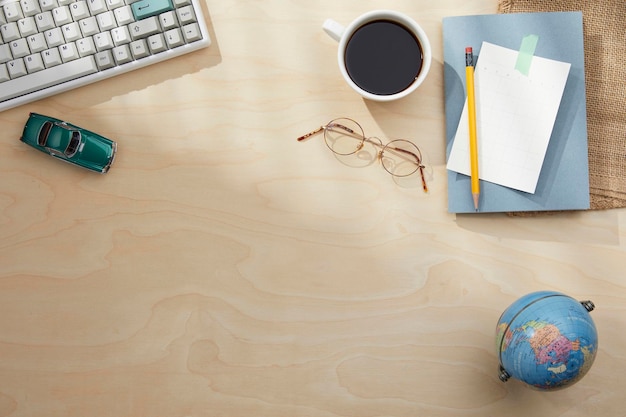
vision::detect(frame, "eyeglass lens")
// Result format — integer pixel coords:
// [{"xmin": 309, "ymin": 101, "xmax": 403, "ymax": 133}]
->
[
  {"xmin": 381, "ymin": 140, "xmax": 423, "ymax": 177},
  {"xmin": 323, "ymin": 118, "xmax": 365, "ymax": 156}
]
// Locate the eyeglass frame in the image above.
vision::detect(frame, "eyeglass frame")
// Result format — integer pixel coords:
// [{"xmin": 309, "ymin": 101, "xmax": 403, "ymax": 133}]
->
[{"xmin": 297, "ymin": 117, "xmax": 428, "ymax": 192}]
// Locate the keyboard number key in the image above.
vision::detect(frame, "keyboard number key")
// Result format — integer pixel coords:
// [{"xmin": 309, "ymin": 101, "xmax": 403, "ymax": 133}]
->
[
  {"xmin": 21, "ymin": 0, "xmax": 42, "ymax": 17},
  {"xmin": 4, "ymin": 2, "xmax": 24, "ymax": 22}
]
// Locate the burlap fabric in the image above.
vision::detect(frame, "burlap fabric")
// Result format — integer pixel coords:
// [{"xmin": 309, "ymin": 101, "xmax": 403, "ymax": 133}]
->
[{"xmin": 499, "ymin": 0, "xmax": 626, "ymax": 210}]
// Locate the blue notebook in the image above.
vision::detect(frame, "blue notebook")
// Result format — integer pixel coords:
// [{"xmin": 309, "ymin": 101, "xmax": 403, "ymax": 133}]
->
[{"xmin": 443, "ymin": 12, "xmax": 590, "ymax": 213}]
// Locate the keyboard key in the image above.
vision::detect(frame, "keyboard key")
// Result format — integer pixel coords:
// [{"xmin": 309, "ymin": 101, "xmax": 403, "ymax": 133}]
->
[
  {"xmin": 9, "ymin": 38, "xmax": 30, "ymax": 59},
  {"xmin": 42, "ymin": 47, "xmax": 62, "ymax": 67},
  {"xmin": 1, "ymin": 22, "xmax": 21, "ymax": 42},
  {"xmin": 18, "ymin": 16, "xmax": 38, "ymax": 36},
  {"xmin": 182, "ymin": 22, "xmax": 200, "ymax": 42},
  {"xmin": 7, "ymin": 58, "xmax": 27, "ymax": 78},
  {"xmin": 35, "ymin": 11, "xmax": 55, "ymax": 31},
  {"xmin": 78, "ymin": 16, "xmax": 99, "ymax": 36},
  {"xmin": 27, "ymin": 33, "xmax": 47, "ymax": 52},
  {"xmin": 21, "ymin": 0, "xmax": 42, "ymax": 17},
  {"xmin": 59, "ymin": 41, "xmax": 79, "ymax": 61},
  {"xmin": 4, "ymin": 2, "xmax": 24, "ymax": 22},
  {"xmin": 61, "ymin": 22, "xmax": 81, "ymax": 42},
  {"xmin": 76, "ymin": 36, "xmax": 96, "ymax": 56},
  {"xmin": 25, "ymin": 53, "xmax": 45, "ymax": 72},
  {"xmin": 164, "ymin": 28, "xmax": 182, "ymax": 48},
  {"xmin": 105, "ymin": 0, "xmax": 124, "ymax": 9},
  {"xmin": 112, "ymin": 44, "xmax": 131, "ymax": 63},
  {"xmin": 147, "ymin": 33, "xmax": 165, "ymax": 53},
  {"xmin": 129, "ymin": 16, "xmax": 159, "ymax": 40},
  {"xmin": 1, "ymin": 55, "xmax": 97, "ymax": 101},
  {"xmin": 176, "ymin": 5, "xmax": 195, "ymax": 24},
  {"xmin": 0, "ymin": 64, "xmax": 9, "ymax": 82},
  {"xmin": 94, "ymin": 49, "xmax": 114, "ymax": 69},
  {"xmin": 113, "ymin": 5, "xmax": 134, "ymax": 25},
  {"xmin": 44, "ymin": 27, "xmax": 64, "ymax": 47},
  {"xmin": 129, "ymin": 38, "xmax": 148, "ymax": 58},
  {"xmin": 111, "ymin": 25, "xmax": 130, "ymax": 45},
  {"xmin": 159, "ymin": 10, "xmax": 177, "ymax": 30},
  {"xmin": 131, "ymin": 0, "xmax": 173, "ymax": 20},
  {"xmin": 39, "ymin": 0, "xmax": 58, "ymax": 12},
  {"xmin": 69, "ymin": 1, "xmax": 90, "ymax": 20},
  {"xmin": 96, "ymin": 11, "xmax": 116, "ymax": 31},
  {"xmin": 52, "ymin": 6, "xmax": 72, "ymax": 25},
  {"xmin": 93, "ymin": 31, "xmax": 114, "ymax": 50},
  {"xmin": 0, "ymin": 44, "xmax": 12, "ymax": 63},
  {"xmin": 86, "ymin": 0, "xmax": 107, "ymax": 15}
]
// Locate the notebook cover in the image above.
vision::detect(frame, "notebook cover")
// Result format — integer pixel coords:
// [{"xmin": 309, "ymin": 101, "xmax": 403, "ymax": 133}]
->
[{"xmin": 443, "ymin": 12, "xmax": 590, "ymax": 213}]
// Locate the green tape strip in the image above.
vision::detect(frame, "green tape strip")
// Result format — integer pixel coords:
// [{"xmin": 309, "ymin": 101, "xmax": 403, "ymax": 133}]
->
[{"xmin": 515, "ymin": 34, "xmax": 539, "ymax": 76}]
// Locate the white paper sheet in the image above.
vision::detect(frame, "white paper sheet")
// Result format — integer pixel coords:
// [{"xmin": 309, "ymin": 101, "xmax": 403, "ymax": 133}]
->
[{"xmin": 446, "ymin": 41, "xmax": 571, "ymax": 194}]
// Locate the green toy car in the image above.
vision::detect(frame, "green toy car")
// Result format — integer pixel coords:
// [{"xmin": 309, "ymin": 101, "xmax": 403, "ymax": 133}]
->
[{"xmin": 20, "ymin": 113, "xmax": 117, "ymax": 174}]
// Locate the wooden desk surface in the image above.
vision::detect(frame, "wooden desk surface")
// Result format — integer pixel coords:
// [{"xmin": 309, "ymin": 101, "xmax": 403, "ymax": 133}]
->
[{"xmin": 1, "ymin": 1, "xmax": 625, "ymax": 416}]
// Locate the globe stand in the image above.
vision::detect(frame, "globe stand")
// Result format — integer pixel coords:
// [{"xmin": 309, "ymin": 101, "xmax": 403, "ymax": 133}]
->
[
  {"xmin": 581, "ymin": 300, "xmax": 595, "ymax": 312},
  {"xmin": 498, "ymin": 365, "xmax": 511, "ymax": 382}
]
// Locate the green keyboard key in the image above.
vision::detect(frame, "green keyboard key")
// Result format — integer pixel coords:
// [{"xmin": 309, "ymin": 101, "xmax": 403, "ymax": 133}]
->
[{"xmin": 131, "ymin": 0, "xmax": 174, "ymax": 20}]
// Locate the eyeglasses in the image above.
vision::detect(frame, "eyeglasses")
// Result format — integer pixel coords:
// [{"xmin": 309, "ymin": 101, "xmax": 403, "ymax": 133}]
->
[{"xmin": 297, "ymin": 117, "xmax": 428, "ymax": 192}]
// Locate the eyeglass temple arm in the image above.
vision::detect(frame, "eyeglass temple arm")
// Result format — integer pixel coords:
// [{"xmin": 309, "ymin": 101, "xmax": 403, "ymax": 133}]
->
[
  {"xmin": 297, "ymin": 126, "xmax": 325, "ymax": 142},
  {"xmin": 297, "ymin": 123, "xmax": 362, "ymax": 142}
]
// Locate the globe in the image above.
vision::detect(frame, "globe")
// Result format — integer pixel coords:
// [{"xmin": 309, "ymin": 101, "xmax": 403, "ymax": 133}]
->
[{"xmin": 495, "ymin": 291, "xmax": 598, "ymax": 390}]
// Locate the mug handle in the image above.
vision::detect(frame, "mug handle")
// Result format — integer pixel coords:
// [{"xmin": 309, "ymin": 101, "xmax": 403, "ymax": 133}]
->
[{"xmin": 322, "ymin": 19, "xmax": 345, "ymax": 42}]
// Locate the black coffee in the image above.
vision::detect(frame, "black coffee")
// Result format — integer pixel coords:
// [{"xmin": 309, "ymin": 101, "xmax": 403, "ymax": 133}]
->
[{"xmin": 344, "ymin": 20, "xmax": 423, "ymax": 96}]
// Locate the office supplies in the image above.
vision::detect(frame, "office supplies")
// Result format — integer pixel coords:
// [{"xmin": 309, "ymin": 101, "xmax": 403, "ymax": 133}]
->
[
  {"xmin": 0, "ymin": 0, "xmax": 211, "ymax": 112},
  {"xmin": 448, "ymin": 41, "xmax": 571, "ymax": 194},
  {"xmin": 464, "ymin": 46, "xmax": 479, "ymax": 210},
  {"xmin": 443, "ymin": 12, "xmax": 590, "ymax": 213}
]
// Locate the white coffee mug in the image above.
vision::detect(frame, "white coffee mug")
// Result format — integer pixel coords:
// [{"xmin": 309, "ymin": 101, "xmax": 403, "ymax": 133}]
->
[{"xmin": 323, "ymin": 10, "xmax": 432, "ymax": 102}]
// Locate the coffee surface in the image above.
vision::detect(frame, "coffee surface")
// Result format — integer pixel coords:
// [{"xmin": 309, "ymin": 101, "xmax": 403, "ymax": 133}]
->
[{"xmin": 345, "ymin": 20, "xmax": 423, "ymax": 96}]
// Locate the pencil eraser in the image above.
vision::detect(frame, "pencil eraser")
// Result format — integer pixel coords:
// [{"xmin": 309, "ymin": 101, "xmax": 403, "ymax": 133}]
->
[{"xmin": 466, "ymin": 47, "xmax": 473, "ymax": 54}]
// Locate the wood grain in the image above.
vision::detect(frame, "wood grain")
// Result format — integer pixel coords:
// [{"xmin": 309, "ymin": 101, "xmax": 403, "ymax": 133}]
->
[{"xmin": 1, "ymin": 1, "xmax": 625, "ymax": 416}]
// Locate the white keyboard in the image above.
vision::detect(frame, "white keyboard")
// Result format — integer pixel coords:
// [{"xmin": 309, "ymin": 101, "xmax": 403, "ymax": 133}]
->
[{"xmin": 0, "ymin": 0, "xmax": 210, "ymax": 112}]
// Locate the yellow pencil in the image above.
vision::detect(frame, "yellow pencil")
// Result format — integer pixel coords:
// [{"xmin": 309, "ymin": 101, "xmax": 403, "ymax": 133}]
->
[{"xmin": 465, "ymin": 47, "xmax": 480, "ymax": 211}]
